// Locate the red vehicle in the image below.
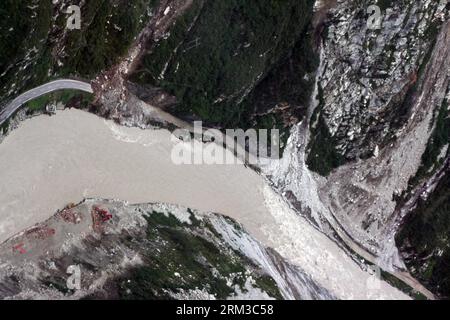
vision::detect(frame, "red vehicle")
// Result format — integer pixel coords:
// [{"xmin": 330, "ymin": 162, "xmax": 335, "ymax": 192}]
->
[{"xmin": 93, "ymin": 206, "xmax": 112, "ymax": 222}]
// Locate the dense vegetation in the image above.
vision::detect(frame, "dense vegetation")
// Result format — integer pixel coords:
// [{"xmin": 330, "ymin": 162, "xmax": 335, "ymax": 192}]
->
[
  {"xmin": 132, "ymin": 0, "xmax": 316, "ymax": 138},
  {"xmin": 0, "ymin": 1, "xmax": 31, "ymax": 88},
  {"xmin": 0, "ymin": 0, "xmax": 53, "ymax": 101},
  {"xmin": 114, "ymin": 211, "xmax": 282, "ymax": 300},
  {"xmin": 397, "ymin": 171, "xmax": 450, "ymax": 298}
]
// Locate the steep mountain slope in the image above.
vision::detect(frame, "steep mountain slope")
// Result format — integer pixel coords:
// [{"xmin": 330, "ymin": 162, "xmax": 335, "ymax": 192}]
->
[
  {"xmin": 264, "ymin": 0, "xmax": 449, "ymax": 298},
  {"xmin": 0, "ymin": 0, "xmax": 155, "ymax": 110},
  {"xmin": 129, "ymin": 0, "xmax": 317, "ymax": 145},
  {"xmin": 0, "ymin": 200, "xmax": 333, "ymax": 300}
]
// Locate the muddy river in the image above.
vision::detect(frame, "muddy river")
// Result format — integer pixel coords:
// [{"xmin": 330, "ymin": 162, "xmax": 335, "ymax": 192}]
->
[{"xmin": 0, "ymin": 109, "xmax": 407, "ymax": 299}]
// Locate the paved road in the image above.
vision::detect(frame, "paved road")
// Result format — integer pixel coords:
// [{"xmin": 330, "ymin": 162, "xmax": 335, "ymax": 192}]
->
[{"xmin": 0, "ymin": 79, "xmax": 93, "ymax": 126}]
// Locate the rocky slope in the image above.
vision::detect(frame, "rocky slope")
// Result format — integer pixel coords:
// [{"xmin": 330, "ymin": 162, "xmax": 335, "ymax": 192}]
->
[{"xmin": 0, "ymin": 200, "xmax": 333, "ymax": 300}]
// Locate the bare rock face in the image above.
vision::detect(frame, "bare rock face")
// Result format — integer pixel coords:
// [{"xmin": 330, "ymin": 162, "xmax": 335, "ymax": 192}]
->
[
  {"xmin": 0, "ymin": 200, "xmax": 333, "ymax": 300},
  {"xmin": 308, "ymin": 0, "xmax": 449, "ymax": 166}
]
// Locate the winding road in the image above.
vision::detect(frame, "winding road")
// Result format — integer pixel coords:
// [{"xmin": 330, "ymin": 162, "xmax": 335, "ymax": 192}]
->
[{"xmin": 0, "ymin": 79, "xmax": 93, "ymax": 126}]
